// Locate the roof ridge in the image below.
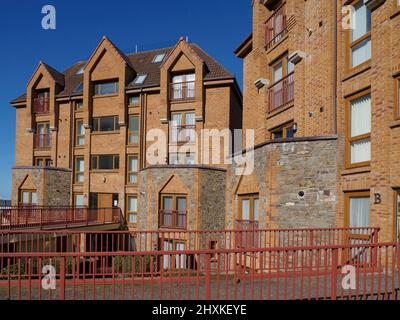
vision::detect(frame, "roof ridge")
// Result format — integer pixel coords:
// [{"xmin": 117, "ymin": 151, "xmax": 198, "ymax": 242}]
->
[{"xmin": 126, "ymin": 46, "xmax": 173, "ymax": 57}]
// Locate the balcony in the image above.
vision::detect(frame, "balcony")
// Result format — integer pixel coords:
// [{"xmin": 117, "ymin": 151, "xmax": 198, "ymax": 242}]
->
[
  {"xmin": 159, "ymin": 209, "xmax": 187, "ymax": 229},
  {"xmin": 33, "ymin": 97, "xmax": 50, "ymax": 114},
  {"xmin": 265, "ymin": 2, "xmax": 287, "ymax": 49},
  {"xmin": 170, "ymin": 125, "xmax": 196, "ymax": 144},
  {"xmin": 170, "ymin": 81, "xmax": 195, "ymax": 101},
  {"xmin": 0, "ymin": 207, "xmax": 122, "ymax": 230},
  {"xmin": 267, "ymin": 72, "xmax": 294, "ymax": 113},
  {"xmin": 34, "ymin": 133, "xmax": 51, "ymax": 149}
]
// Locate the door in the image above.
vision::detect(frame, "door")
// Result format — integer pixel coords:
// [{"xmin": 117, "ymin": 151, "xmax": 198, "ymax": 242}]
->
[
  {"xmin": 37, "ymin": 123, "xmax": 50, "ymax": 147},
  {"xmin": 97, "ymin": 193, "xmax": 113, "ymax": 222}
]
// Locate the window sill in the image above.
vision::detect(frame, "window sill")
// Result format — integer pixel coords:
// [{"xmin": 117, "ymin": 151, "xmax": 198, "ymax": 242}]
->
[
  {"xmin": 170, "ymin": 98, "xmax": 196, "ymax": 104},
  {"xmin": 342, "ymin": 61, "xmax": 371, "ymax": 82},
  {"xmin": 91, "ymin": 131, "xmax": 120, "ymax": 135},
  {"xmin": 341, "ymin": 165, "xmax": 371, "ymax": 176},
  {"xmin": 90, "ymin": 170, "xmax": 119, "ymax": 174},
  {"xmin": 74, "ymin": 145, "xmax": 85, "ymax": 149},
  {"xmin": 126, "ymin": 183, "xmax": 139, "ymax": 187},
  {"xmin": 92, "ymin": 93, "xmax": 119, "ymax": 99},
  {"xmin": 128, "ymin": 104, "xmax": 140, "ymax": 108},
  {"xmin": 390, "ymin": 119, "xmax": 400, "ymax": 129}
]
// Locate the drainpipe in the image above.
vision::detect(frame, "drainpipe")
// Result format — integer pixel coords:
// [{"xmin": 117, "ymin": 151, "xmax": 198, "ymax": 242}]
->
[{"xmin": 332, "ymin": 1, "xmax": 338, "ymax": 135}]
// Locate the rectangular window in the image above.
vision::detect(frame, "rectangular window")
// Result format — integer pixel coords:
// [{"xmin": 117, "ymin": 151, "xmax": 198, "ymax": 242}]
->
[
  {"xmin": 346, "ymin": 192, "xmax": 370, "ymax": 228},
  {"xmin": 129, "ymin": 95, "xmax": 140, "ymax": 105},
  {"xmin": 34, "ymin": 157, "xmax": 51, "ymax": 167},
  {"xmin": 128, "ymin": 115, "xmax": 139, "ymax": 144},
  {"xmin": 350, "ymin": 1, "xmax": 371, "ymax": 68},
  {"xmin": 92, "ymin": 116, "xmax": 119, "ymax": 132},
  {"xmin": 170, "ymin": 111, "xmax": 196, "ymax": 143},
  {"xmin": 238, "ymin": 194, "xmax": 259, "ymax": 222},
  {"xmin": 127, "ymin": 155, "xmax": 138, "ymax": 184},
  {"xmin": 20, "ymin": 190, "xmax": 37, "ymax": 206},
  {"xmin": 74, "ymin": 193, "xmax": 84, "ymax": 207},
  {"xmin": 94, "ymin": 81, "xmax": 119, "ymax": 95},
  {"xmin": 348, "ymin": 92, "xmax": 371, "ymax": 166},
  {"xmin": 75, "ymin": 100, "xmax": 83, "ymax": 111},
  {"xmin": 91, "ymin": 155, "xmax": 119, "ymax": 170},
  {"xmin": 75, "ymin": 157, "xmax": 84, "ymax": 184},
  {"xmin": 160, "ymin": 194, "xmax": 187, "ymax": 229},
  {"xmin": 169, "ymin": 153, "xmax": 195, "ymax": 165},
  {"xmin": 270, "ymin": 122, "xmax": 295, "ymax": 140},
  {"xmin": 127, "ymin": 195, "xmax": 138, "ymax": 224},
  {"xmin": 162, "ymin": 240, "xmax": 186, "ymax": 269},
  {"xmin": 171, "ymin": 74, "xmax": 195, "ymax": 100},
  {"xmin": 75, "ymin": 119, "xmax": 85, "ymax": 146}
]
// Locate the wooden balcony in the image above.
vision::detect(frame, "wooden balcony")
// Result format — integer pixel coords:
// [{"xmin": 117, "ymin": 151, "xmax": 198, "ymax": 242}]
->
[
  {"xmin": 170, "ymin": 81, "xmax": 195, "ymax": 101},
  {"xmin": 265, "ymin": 2, "xmax": 287, "ymax": 49},
  {"xmin": 33, "ymin": 97, "xmax": 50, "ymax": 114},
  {"xmin": 159, "ymin": 209, "xmax": 187, "ymax": 229},
  {"xmin": 33, "ymin": 133, "xmax": 51, "ymax": 149},
  {"xmin": 267, "ymin": 72, "xmax": 294, "ymax": 113}
]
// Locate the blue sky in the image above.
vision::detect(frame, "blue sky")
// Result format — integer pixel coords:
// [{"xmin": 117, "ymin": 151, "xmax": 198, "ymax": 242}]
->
[{"xmin": 0, "ymin": 0, "xmax": 252, "ymax": 199}]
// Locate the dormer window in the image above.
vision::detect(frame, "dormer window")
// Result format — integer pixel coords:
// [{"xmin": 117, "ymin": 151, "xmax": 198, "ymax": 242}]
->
[
  {"xmin": 170, "ymin": 74, "xmax": 195, "ymax": 101},
  {"xmin": 74, "ymin": 82, "xmax": 83, "ymax": 93},
  {"xmin": 132, "ymin": 74, "xmax": 147, "ymax": 85},
  {"xmin": 94, "ymin": 80, "xmax": 119, "ymax": 95},
  {"xmin": 152, "ymin": 53, "xmax": 166, "ymax": 63},
  {"xmin": 76, "ymin": 66, "xmax": 85, "ymax": 75}
]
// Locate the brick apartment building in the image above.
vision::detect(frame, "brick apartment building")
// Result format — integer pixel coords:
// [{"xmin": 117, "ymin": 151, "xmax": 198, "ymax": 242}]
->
[
  {"xmin": 9, "ymin": 37, "xmax": 242, "ymax": 232},
  {"xmin": 231, "ymin": 0, "xmax": 400, "ymax": 241}
]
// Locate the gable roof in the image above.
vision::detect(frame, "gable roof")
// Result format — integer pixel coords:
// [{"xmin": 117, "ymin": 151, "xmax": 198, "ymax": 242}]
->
[{"xmin": 10, "ymin": 43, "xmax": 234, "ymax": 104}]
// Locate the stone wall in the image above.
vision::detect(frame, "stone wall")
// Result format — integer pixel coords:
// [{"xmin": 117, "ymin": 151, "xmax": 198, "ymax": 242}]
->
[{"xmin": 226, "ymin": 137, "xmax": 338, "ymax": 230}]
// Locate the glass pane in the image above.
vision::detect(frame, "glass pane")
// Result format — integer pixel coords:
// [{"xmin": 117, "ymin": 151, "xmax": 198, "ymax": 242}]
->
[
  {"xmin": 22, "ymin": 192, "xmax": 30, "ymax": 204},
  {"xmin": 172, "ymin": 75, "xmax": 183, "ymax": 83},
  {"xmin": 163, "ymin": 197, "xmax": 173, "ymax": 210},
  {"xmin": 185, "ymin": 153, "xmax": 195, "ymax": 165},
  {"xmin": 77, "ymin": 121, "xmax": 85, "ymax": 135},
  {"xmin": 75, "ymin": 194, "xmax": 84, "ymax": 207},
  {"xmin": 254, "ymin": 198, "xmax": 259, "ymax": 221},
  {"xmin": 186, "ymin": 74, "xmax": 196, "ymax": 82},
  {"xmin": 286, "ymin": 127, "xmax": 295, "ymax": 138},
  {"xmin": 95, "ymin": 82, "xmax": 118, "ymax": 95},
  {"xmin": 351, "ymin": 138, "xmax": 371, "ymax": 164},
  {"xmin": 185, "ymin": 113, "xmax": 195, "ymax": 125},
  {"xmin": 31, "ymin": 192, "xmax": 37, "ymax": 205},
  {"xmin": 351, "ymin": 1, "xmax": 371, "ymax": 42},
  {"xmin": 175, "ymin": 243, "xmax": 186, "ymax": 269},
  {"xmin": 37, "ymin": 159, "xmax": 43, "ymax": 167},
  {"xmin": 350, "ymin": 94, "xmax": 371, "ymax": 137},
  {"xmin": 273, "ymin": 63, "xmax": 283, "ymax": 82},
  {"xmin": 128, "ymin": 213, "xmax": 137, "ymax": 223},
  {"xmin": 129, "ymin": 157, "xmax": 138, "ymax": 172},
  {"xmin": 176, "ymin": 197, "xmax": 187, "ymax": 212},
  {"xmin": 77, "ymin": 159, "xmax": 84, "ymax": 172},
  {"xmin": 129, "ymin": 96, "xmax": 139, "ymax": 105},
  {"xmin": 128, "ymin": 196, "xmax": 137, "ymax": 212},
  {"xmin": 351, "ymin": 37, "xmax": 371, "ymax": 68},
  {"xmin": 241, "ymin": 199, "xmax": 250, "ymax": 220},
  {"xmin": 287, "ymin": 59, "xmax": 295, "ymax": 74},
  {"xmin": 172, "ymin": 113, "xmax": 182, "ymax": 125},
  {"xmin": 129, "ymin": 116, "xmax": 139, "ymax": 144},
  {"xmin": 100, "ymin": 117, "xmax": 115, "ymax": 131},
  {"xmin": 349, "ymin": 196, "xmax": 370, "ymax": 228},
  {"xmin": 99, "ymin": 156, "xmax": 113, "ymax": 169},
  {"xmin": 170, "ymin": 153, "xmax": 179, "ymax": 165}
]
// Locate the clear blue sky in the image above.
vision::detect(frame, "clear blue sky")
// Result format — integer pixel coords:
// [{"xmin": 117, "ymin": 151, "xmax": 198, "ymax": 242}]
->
[{"xmin": 0, "ymin": 0, "xmax": 252, "ymax": 200}]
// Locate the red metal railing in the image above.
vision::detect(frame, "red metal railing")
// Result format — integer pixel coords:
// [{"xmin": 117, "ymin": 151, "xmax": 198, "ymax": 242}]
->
[
  {"xmin": 267, "ymin": 72, "xmax": 294, "ymax": 113},
  {"xmin": 265, "ymin": 2, "xmax": 287, "ymax": 49},
  {"xmin": 0, "ymin": 227, "xmax": 380, "ymax": 254},
  {"xmin": 158, "ymin": 210, "xmax": 187, "ymax": 229},
  {"xmin": 0, "ymin": 207, "xmax": 122, "ymax": 230},
  {"xmin": 170, "ymin": 81, "xmax": 195, "ymax": 101},
  {"xmin": 169, "ymin": 125, "xmax": 196, "ymax": 143},
  {"xmin": 33, "ymin": 97, "xmax": 50, "ymax": 114},
  {"xmin": 33, "ymin": 133, "xmax": 51, "ymax": 149},
  {"xmin": 0, "ymin": 239, "xmax": 398, "ymax": 300}
]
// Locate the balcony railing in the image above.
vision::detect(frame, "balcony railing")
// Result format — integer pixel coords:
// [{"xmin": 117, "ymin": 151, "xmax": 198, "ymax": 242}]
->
[
  {"xmin": 170, "ymin": 81, "xmax": 195, "ymax": 101},
  {"xmin": 265, "ymin": 2, "xmax": 287, "ymax": 49},
  {"xmin": 33, "ymin": 97, "xmax": 50, "ymax": 114},
  {"xmin": 0, "ymin": 207, "xmax": 122, "ymax": 230},
  {"xmin": 159, "ymin": 210, "xmax": 187, "ymax": 229},
  {"xmin": 267, "ymin": 72, "xmax": 294, "ymax": 113},
  {"xmin": 34, "ymin": 133, "xmax": 51, "ymax": 149},
  {"xmin": 170, "ymin": 125, "xmax": 196, "ymax": 144}
]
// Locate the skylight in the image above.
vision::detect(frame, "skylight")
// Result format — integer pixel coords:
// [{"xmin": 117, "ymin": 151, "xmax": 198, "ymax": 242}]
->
[
  {"xmin": 76, "ymin": 66, "xmax": 84, "ymax": 75},
  {"xmin": 74, "ymin": 82, "xmax": 84, "ymax": 93},
  {"xmin": 152, "ymin": 53, "xmax": 166, "ymax": 63},
  {"xmin": 133, "ymin": 74, "xmax": 147, "ymax": 85}
]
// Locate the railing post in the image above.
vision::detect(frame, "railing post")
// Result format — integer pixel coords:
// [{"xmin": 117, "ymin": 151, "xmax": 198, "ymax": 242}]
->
[
  {"xmin": 59, "ymin": 257, "xmax": 66, "ymax": 300},
  {"xmin": 331, "ymin": 248, "xmax": 339, "ymax": 300},
  {"xmin": 205, "ymin": 253, "xmax": 211, "ymax": 300}
]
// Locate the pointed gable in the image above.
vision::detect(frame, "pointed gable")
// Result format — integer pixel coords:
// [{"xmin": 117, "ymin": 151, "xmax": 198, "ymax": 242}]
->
[{"xmin": 159, "ymin": 174, "xmax": 189, "ymax": 194}]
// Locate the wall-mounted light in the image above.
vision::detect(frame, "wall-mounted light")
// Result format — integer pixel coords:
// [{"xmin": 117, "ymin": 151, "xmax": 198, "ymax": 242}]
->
[
  {"xmin": 103, "ymin": 177, "xmax": 106, "ymax": 183},
  {"xmin": 293, "ymin": 123, "xmax": 298, "ymax": 132}
]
